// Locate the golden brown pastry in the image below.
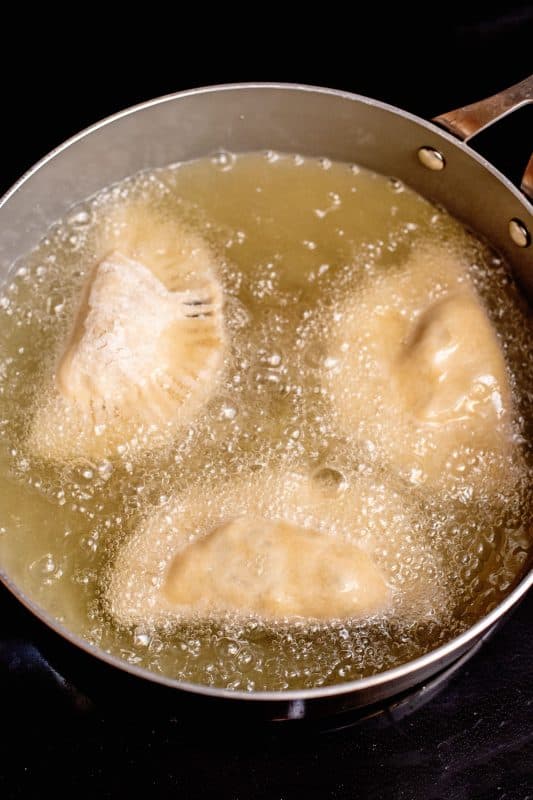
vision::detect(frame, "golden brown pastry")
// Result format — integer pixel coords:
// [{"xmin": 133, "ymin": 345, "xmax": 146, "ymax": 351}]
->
[
  {"xmin": 105, "ymin": 469, "xmax": 431, "ymax": 627},
  {"xmin": 163, "ymin": 516, "xmax": 387, "ymax": 620},
  {"xmin": 324, "ymin": 245, "xmax": 514, "ymax": 487},
  {"xmin": 29, "ymin": 204, "xmax": 226, "ymax": 460}
]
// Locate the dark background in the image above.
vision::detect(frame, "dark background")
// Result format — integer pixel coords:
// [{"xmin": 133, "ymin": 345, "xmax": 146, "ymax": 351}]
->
[
  {"xmin": 3, "ymin": 3, "xmax": 533, "ymax": 197},
  {"xmin": 1, "ymin": 4, "xmax": 532, "ymax": 798}
]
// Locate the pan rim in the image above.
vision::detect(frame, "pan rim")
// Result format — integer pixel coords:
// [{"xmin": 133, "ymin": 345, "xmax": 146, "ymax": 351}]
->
[{"xmin": 1, "ymin": 565, "xmax": 530, "ymax": 703}]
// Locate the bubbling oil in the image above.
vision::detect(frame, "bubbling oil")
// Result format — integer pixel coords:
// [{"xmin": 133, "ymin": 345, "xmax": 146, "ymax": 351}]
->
[{"xmin": 0, "ymin": 152, "xmax": 531, "ymax": 691}]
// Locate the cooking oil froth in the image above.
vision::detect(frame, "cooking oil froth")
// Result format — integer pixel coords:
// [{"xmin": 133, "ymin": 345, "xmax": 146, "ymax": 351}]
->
[{"xmin": 0, "ymin": 152, "xmax": 531, "ymax": 691}]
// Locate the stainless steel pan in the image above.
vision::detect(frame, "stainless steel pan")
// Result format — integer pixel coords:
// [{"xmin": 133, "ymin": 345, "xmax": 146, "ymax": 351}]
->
[{"xmin": 0, "ymin": 80, "xmax": 531, "ymax": 722}]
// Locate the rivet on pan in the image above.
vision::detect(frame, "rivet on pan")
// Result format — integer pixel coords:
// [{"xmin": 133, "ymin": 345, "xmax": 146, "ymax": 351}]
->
[
  {"xmin": 508, "ymin": 218, "xmax": 531, "ymax": 248},
  {"xmin": 417, "ymin": 147, "xmax": 446, "ymax": 171}
]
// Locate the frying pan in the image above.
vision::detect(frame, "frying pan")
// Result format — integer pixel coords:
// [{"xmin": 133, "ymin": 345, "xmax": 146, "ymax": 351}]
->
[{"xmin": 0, "ymin": 80, "xmax": 531, "ymax": 722}]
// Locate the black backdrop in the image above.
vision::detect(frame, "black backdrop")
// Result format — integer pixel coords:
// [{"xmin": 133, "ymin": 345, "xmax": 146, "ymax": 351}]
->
[
  {"xmin": 3, "ymin": 2, "xmax": 533, "ymax": 194},
  {"xmin": 1, "ymin": 4, "xmax": 532, "ymax": 799}
]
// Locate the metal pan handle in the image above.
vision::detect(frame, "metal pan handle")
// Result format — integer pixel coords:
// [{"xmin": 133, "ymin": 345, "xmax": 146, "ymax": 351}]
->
[{"xmin": 434, "ymin": 75, "xmax": 533, "ymax": 200}]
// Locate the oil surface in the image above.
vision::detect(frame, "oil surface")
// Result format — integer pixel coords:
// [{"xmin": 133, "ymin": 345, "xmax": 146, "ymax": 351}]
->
[{"xmin": 0, "ymin": 152, "xmax": 531, "ymax": 691}]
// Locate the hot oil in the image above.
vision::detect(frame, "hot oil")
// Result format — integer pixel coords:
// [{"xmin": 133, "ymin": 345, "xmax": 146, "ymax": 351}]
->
[{"xmin": 0, "ymin": 152, "xmax": 531, "ymax": 691}]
